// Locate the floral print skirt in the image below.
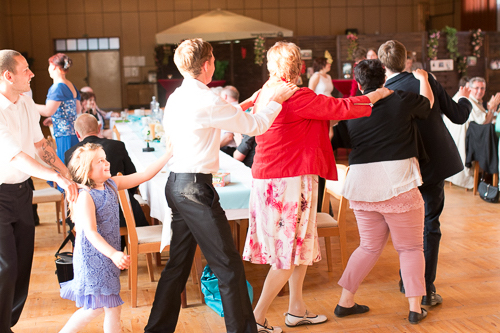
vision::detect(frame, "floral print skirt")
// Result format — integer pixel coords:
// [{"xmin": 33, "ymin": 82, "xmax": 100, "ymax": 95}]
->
[{"xmin": 243, "ymin": 175, "xmax": 321, "ymax": 270}]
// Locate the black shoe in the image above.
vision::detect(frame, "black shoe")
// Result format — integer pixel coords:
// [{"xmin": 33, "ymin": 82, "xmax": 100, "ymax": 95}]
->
[
  {"xmin": 421, "ymin": 291, "xmax": 443, "ymax": 306},
  {"xmin": 334, "ymin": 303, "xmax": 370, "ymax": 318},
  {"xmin": 408, "ymin": 308, "xmax": 427, "ymax": 324},
  {"xmin": 399, "ymin": 279, "xmax": 405, "ymax": 294}
]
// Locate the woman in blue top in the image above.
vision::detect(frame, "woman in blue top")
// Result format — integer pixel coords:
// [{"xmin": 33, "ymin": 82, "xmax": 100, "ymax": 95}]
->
[{"xmin": 37, "ymin": 53, "xmax": 81, "ymax": 161}]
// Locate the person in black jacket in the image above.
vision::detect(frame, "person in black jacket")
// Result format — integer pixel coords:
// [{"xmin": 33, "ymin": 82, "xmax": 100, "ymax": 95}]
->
[
  {"xmin": 65, "ymin": 114, "xmax": 149, "ymax": 230},
  {"xmin": 379, "ymin": 40, "xmax": 472, "ymax": 306},
  {"xmin": 334, "ymin": 59, "xmax": 433, "ymax": 324}
]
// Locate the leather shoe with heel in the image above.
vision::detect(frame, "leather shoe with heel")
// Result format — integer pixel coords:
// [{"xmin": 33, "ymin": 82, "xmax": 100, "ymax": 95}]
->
[
  {"xmin": 421, "ymin": 291, "xmax": 442, "ymax": 306},
  {"xmin": 398, "ymin": 279, "xmax": 405, "ymax": 294}
]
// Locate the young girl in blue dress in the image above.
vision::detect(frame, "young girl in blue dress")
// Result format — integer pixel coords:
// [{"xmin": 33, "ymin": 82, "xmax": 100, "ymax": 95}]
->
[{"xmin": 59, "ymin": 142, "xmax": 172, "ymax": 332}]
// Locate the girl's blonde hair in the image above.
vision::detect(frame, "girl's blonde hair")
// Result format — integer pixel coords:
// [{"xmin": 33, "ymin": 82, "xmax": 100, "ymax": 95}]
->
[
  {"xmin": 67, "ymin": 142, "xmax": 103, "ymax": 189},
  {"xmin": 67, "ymin": 143, "xmax": 103, "ymax": 218},
  {"xmin": 266, "ymin": 41, "xmax": 302, "ymax": 83}
]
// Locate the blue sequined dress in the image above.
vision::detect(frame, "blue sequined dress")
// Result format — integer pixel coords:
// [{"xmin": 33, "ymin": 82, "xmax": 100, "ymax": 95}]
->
[{"xmin": 60, "ymin": 179, "xmax": 123, "ymax": 309}]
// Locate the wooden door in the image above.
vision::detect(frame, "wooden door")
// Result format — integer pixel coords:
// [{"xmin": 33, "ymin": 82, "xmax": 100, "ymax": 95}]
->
[{"xmin": 65, "ymin": 51, "xmax": 122, "ymax": 110}]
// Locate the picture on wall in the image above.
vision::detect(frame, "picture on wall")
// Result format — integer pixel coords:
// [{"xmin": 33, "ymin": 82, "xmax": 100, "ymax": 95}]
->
[
  {"xmin": 300, "ymin": 49, "xmax": 312, "ymax": 60},
  {"xmin": 430, "ymin": 59, "xmax": 454, "ymax": 72},
  {"xmin": 342, "ymin": 63, "xmax": 352, "ymax": 79},
  {"xmin": 467, "ymin": 56, "xmax": 477, "ymax": 66},
  {"xmin": 490, "ymin": 59, "xmax": 500, "ymax": 70}
]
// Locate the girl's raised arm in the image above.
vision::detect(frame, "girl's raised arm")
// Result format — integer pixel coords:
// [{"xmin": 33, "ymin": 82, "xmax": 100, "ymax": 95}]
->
[
  {"xmin": 74, "ymin": 191, "xmax": 130, "ymax": 270},
  {"xmin": 112, "ymin": 139, "xmax": 173, "ymax": 191}
]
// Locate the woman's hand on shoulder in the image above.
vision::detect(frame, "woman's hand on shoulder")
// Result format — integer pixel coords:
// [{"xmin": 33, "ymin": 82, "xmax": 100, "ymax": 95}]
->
[
  {"xmin": 269, "ymin": 82, "xmax": 299, "ymax": 104},
  {"xmin": 375, "ymin": 87, "xmax": 393, "ymax": 100},
  {"xmin": 111, "ymin": 251, "xmax": 130, "ymax": 270},
  {"xmin": 412, "ymin": 69, "xmax": 428, "ymax": 81}
]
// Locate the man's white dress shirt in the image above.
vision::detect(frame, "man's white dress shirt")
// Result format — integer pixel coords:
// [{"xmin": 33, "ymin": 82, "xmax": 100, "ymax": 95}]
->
[
  {"xmin": 0, "ymin": 93, "xmax": 44, "ymax": 184},
  {"xmin": 164, "ymin": 78, "xmax": 281, "ymax": 174}
]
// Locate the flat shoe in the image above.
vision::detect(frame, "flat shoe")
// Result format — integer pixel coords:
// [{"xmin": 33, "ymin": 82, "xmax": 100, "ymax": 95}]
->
[
  {"xmin": 408, "ymin": 308, "xmax": 427, "ymax": 324},
  {"xmin": 257, "ymin": 318, "xmax": 282, "ymax": 333},
  {"xmin": 334, "ymin": 303, "xmax": 370, "ymax": 317},
  {"xmin": 284, "ymin": 310, "xmax": 328, "ymax": 327}
]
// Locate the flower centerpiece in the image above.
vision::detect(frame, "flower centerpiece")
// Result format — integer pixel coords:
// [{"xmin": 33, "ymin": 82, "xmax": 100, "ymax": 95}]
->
[
  {"xmin": 254, "ymin": 35, "xmax": 265, "ymax": 66},
  {"xmin": 346, "ymin": 33, "xmax": 358, "ymax": 61},
  {"xmin": 471, "ymin": 29, "xmax": 484, "ymax": 58},
  {"xmin": 427, "ymin": 30, "xmax": 440, "ymax": 60}
]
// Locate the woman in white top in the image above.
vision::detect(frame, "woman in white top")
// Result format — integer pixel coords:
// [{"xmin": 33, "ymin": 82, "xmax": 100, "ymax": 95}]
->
[{"xmin": 308, "ymin": 57, "xmax": 334, "ymax": 96}]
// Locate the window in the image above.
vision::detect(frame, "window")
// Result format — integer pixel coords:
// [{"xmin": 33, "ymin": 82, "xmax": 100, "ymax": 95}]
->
[{"xmin": 54, "ymin": 37, "xmax": 120, "ymax": 52}]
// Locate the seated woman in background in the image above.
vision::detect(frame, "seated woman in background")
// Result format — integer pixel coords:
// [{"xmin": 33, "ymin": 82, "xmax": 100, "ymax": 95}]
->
[
  {"xmin": 334, "ymin": 59, "xmax": 433, "ymax": 324},
  {"xmin": 444, "ymin": 76, "xmax": 498, "ymax": 189},
  {"xmin": 243, "ymin": 41, "xmax": 391, "ymax": 333},
  {"xmin": 36, "ymin": 53, "xmax": 81, "ymax": 161},
  {"xmin": 81, "ymin": 92, "xmax": 112, "ymax": 139}
]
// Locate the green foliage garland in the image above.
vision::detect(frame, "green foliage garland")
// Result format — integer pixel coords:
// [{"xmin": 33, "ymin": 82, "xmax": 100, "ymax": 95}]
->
[{"xmin": 442, "ymin": 26, "xmax": 459, "ymax": 59}]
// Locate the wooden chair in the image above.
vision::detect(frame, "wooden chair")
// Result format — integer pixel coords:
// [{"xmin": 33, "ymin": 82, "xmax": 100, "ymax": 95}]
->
[
  {"xmin": 32, "ymin": 180, "xmax": 66, "ymax": 238},
  {"xmin": 113, "ymin": 125, "xmax": 120, "ymax": 141},
  {"xmin": 316, "ymin": 164, "xmax": 349, "ymax": 272},
  {"xmin": 118, "ymin": 187, "xmax": 204, "ymax": 307}
]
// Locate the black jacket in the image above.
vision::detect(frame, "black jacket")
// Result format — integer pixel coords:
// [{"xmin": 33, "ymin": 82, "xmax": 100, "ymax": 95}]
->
[
  {"xmin": 65, "ymin": 135, "xmax": 136, "ymax": 177},
  {"xmin": 384, "ymin": 72, "xmax": 472, "ymax": 183},
  {"xmin": 465, "ymin": 122, "xmax": 499, "ymax": 174},
  {"xmin": 346, "ymin": 88, "xmax": 431, "ymax": 165}
]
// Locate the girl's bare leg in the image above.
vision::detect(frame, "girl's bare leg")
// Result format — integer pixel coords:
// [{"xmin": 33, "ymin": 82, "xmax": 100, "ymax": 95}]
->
[{"xmin": 59, "ymin": 307, "xmax": 104, "ymax": 333}]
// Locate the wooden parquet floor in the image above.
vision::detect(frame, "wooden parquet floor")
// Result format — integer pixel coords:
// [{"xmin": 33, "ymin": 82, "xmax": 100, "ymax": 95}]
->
[{"xmin": 12, "ymin": 178, "xmax": 500, "ymax": 332}]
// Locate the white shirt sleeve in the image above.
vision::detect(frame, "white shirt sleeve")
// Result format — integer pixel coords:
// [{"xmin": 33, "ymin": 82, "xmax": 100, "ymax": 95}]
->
[{"xmin": 209, "ymin": 97, "xmax": 282, "ymax": 136}]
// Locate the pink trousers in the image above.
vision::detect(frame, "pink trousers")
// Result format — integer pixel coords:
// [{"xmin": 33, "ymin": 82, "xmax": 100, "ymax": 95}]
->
[{"xmin": 338, "ymin": 206, "xmax": 426, "ymax": 297}]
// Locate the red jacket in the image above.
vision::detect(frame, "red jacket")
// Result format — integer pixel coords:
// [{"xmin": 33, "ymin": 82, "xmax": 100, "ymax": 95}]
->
[{"xmin": 252, "ymin": 88, "xmax": 372, "ymax": 180}]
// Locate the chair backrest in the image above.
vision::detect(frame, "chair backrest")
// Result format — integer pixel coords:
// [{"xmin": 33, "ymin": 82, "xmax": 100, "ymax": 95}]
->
[
  {"xmin": 326, "ymin": 164, "xmax": 348, "ymax": 199},
  {"xmin": 113, "ymin": 125, "xmax": 121, "ymax": 141},
  {"xmin": 117, "ymin": 180, "xmax": 138, "ymax": 246},
  {"xmin": 321, "ymin": 164, "xmax": 349, "ymax": 219}
]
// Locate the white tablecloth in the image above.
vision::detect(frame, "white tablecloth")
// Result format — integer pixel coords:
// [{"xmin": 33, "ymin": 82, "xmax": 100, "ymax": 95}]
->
[{"xmin": 114, "ymin": 122, "xmax": 252, "ymax": 251}]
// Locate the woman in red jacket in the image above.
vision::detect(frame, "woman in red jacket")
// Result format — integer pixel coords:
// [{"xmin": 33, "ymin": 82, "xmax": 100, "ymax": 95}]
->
[{"xmin": 242, "ymin": 41, "xmax": 392, "ymax": 333}]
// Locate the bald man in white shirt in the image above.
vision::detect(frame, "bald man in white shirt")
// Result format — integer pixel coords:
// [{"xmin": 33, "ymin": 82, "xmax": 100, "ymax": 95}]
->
[
  {"xmin": 145, "ymin": 39, "xmax": 298, "ymax": 333},
  {"xmin": 0, "ymin": 50, "xmax": 78, "ymax": 332}
]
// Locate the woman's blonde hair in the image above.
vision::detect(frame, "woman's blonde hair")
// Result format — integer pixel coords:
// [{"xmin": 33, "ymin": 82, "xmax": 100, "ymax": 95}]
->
[
  {"xmin": 266, "ymin": 41, "xmax": 302, "ymax": 83},
  {"xmin": 68, "ymin": 142, "xmax": 103, "ymax": 189}
]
